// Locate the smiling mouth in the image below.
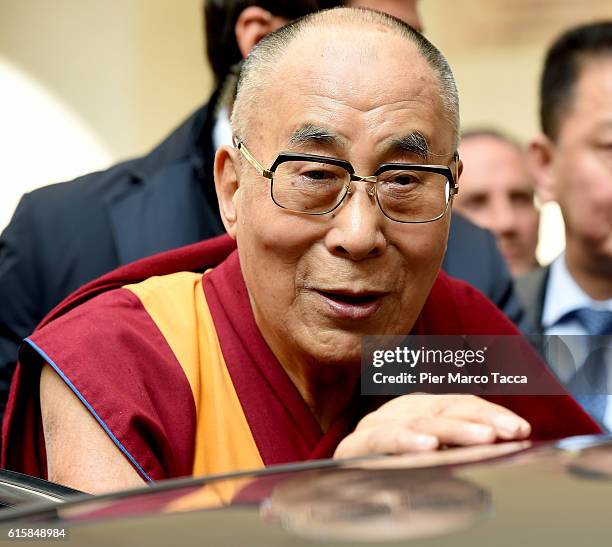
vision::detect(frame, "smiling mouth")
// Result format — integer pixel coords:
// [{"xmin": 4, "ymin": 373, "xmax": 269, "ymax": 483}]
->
[{"xmin": 315, "ymin": 290, "xmax": 386, "ymax": 320}]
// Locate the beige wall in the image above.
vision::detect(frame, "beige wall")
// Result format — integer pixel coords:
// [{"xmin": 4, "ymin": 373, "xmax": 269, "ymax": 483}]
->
[
  {"xmin": 2, "ymin": 0, "xmax": 612, "ymax": 260},
  {"xmin": 0, "ymin": 0, "xmax": 213, "ymax": 159}
]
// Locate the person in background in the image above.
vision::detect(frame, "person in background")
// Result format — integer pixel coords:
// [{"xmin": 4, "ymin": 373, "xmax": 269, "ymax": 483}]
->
[
  {"xmin": 348, "ymin": 0, "xmax": 422, "ymax": 31},
  {"xmin": 0, "ymin": 0, "xmax": 526, "ymax": 429},
  {"xmin": 454, "ymin": 129, "xmax": 540, "ymax": 277},
  {"xmin": 521, "ymin": 21, "xmax": 612, "ymax": 429}
]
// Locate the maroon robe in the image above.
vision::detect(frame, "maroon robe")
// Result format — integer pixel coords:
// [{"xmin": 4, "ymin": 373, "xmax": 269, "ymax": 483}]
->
[{"xmin": 2, "ymin": 235, "xmax": 600, "ymax": 480}]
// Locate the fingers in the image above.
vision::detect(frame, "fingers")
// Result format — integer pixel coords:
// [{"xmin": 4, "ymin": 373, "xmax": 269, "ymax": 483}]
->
[
  {"xmin": 334, "ymin": 426, "xmax": 439, "ymax": 459},
  {"xmin": 360, "ymin": 394, "xmax": 531, "ymax": 440},
  {"xmin": 334, "ymin": 394, "xmax": 533, "ymax": 460},
  {"xmin": 404, "ymin": 415, "xmax": 497, "ymax": 445},
  {"xmin": 436, "ymin": 396, "xmax": 531, "ymax": 440},
  {"xmin": 335, "ymin": 417, "xmax": 495, "ymax": 459}
]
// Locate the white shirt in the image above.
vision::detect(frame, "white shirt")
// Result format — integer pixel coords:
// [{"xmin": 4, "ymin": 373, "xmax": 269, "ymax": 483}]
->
[
  {"xmin": 212, "ymin": 107, "xmax": 233, "ymax": 152},
  {"xmin": 542, "ymin": 254, "xmax": 612, "ymax": 429}
]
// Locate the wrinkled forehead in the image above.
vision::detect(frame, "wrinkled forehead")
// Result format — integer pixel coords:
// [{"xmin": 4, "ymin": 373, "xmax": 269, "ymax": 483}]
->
[{"xmin": 248, "ymin": 26, "xmax": 454, "ymax": 162}]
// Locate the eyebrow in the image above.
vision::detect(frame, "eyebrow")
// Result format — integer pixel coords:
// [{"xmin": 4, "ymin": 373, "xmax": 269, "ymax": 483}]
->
[
  {"xmin": 287, "ymin": 125, "xmax": 434, "ymax": 161},
  {"xmin": 387, "ymin": 131, "xmax": 431, "ymax": 161},
  {"xmin": 288, "ymin": 124, "xmax": 346, "ymax": 149}
]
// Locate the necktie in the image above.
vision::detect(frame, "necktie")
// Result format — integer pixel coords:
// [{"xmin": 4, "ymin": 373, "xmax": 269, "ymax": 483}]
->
[
  {"xmin": 567, "ymin": 308, "xmax": 612, "ymax": 427},
  {"xmin": 573, "ymin": 308, "xmax": 612, "ymax": 337}
]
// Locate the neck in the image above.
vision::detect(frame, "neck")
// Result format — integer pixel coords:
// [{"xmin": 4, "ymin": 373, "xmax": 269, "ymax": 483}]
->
[
  {"xmin": 565, "ymin": 239, "xmax": 612, "ymax": 300},
  {"xmin": 248, "ymin": 294, "xmax": 360, "ymax": 432},
  {"xmin": 283, "ymin": 362, "xmax": 360, "ymax": 432}
]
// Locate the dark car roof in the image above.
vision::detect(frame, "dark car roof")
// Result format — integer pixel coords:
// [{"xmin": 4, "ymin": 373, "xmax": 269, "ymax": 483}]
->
[{"xmin": 1, "ymin": 435, "xmax": 611, "ymax": 546}]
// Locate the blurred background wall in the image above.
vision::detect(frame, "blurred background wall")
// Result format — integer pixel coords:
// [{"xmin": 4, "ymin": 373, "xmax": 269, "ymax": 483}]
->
[
  {"xmin": 0, "ymin": 0, "xmax": 212, "ymax": 228},
  {"xmin": 1, "ymin": 0, "xmax": 612, "ymax": 263}
]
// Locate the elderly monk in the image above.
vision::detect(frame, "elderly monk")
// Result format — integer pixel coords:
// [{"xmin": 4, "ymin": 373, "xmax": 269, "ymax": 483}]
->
[{"xmin": 2, "ymin": 8, "xmax": 599, "ymax": 494}]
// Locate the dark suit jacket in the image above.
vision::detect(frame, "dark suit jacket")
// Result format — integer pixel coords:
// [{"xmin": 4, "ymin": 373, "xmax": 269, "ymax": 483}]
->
[
  {"xmin": 0, "ymin": 98, "xmax": 526, "ymax": 420},
  {"xmin": 515, "ymin": 266, "xmax": 550, "ymax": 335}
]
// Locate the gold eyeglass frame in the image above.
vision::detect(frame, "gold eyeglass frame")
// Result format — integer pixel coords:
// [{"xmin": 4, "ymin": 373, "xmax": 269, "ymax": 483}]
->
[{"xmin": 234, "ymin": 137, "xmax": 459, "ymax": 224}]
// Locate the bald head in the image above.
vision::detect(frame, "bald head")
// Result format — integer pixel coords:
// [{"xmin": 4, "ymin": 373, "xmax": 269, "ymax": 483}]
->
[
  {"xmin": 214, "ymin": 6, "xmax": 460, "ymax": 374},
  {"xmin": 231, "ymin": 7, "xmax": 458, "ymax": 148}
]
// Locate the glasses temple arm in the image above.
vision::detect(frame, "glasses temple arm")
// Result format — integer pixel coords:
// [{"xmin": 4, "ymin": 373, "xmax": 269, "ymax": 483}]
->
[{"xmin": 234, "ymin": 138, "xmax": 273, "ymax": 179}]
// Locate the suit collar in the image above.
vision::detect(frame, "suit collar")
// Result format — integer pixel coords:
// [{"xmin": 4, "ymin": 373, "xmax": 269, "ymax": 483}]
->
[
  {"xmin": 132, "ymin": 99, "xmax": 215, "ymax": 182},
  {"xmin": 107, "ymin": 92, "xmax": 224, "ymax": 265},
  {"xmin": 542, "ymin": 254, "xmax": 612, "ymax": 328}
]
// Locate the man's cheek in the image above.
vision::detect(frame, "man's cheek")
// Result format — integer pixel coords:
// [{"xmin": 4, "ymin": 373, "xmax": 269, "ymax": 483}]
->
[
  {"xmin": 259, "ymin": 221, "xmax": 324, "ymax": 263},
  {"xmin": 403, "ymin": 230, "xmax": 447, "ymax": 266}
]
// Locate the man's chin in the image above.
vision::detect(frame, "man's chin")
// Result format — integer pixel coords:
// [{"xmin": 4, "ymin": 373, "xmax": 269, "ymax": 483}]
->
[
  {"xmin": 298, "ymin": 331, "xmax": 364, "ymax": 368},
  {"xmin": 589, "ymin": 246, "xmax": 612, "ymax": 276},
  {"xmin": 583, "ymin": 233, "xmax": 612, "ymax": 265}
]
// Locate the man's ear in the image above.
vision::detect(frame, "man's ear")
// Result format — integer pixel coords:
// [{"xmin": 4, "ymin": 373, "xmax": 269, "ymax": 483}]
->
[
  {"xmin": 450, "ymin": 156, "xmax": 463, "ymax": 207},
  {"xmin": 234, "ymin": 6, "xmax": 288, "ymax": 58},
  {"xmin": 214, "ymin": 145, "xmax": 241, "ymax": 239},
  {"xmin": 527, "ymin": 134, "xmax": 558, "ymax": 203},
  {"xmin": 455, "ymin": 157, "xmax": 463, "ymax": 184}
]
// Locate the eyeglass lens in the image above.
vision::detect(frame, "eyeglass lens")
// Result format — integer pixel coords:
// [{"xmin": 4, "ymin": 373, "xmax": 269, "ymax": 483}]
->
[{"xmin": 271, "ymin": 160, "xmax": 450, "ymax": 222}]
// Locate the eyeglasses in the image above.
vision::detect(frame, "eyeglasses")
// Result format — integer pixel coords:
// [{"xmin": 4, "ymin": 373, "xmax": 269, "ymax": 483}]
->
[{"xmin": 234, "ymin": 139, "xmax": 459, "ymax": 223}]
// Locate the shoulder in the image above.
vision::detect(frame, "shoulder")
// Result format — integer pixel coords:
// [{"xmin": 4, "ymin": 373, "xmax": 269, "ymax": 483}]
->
[
  {"xmin": 18, "ymin": 103, "xmax": 211, "ymax": 223},
  {"xmin": 24, "ymin": 157, "xmax": 141, "ymax": 211},
  {"xmin": 447, "ymin": 214, "xmax": 498, "ymax": 258},
  {"xmin": 445, "ymin": 213, "xmax": 506, "ymax": 292},
  {"xmin": 123, "ymin": 271, "xmax": 205, "ymax": 333},
  {"xmin": 27, "ymin": 286, "xmax": 160, "ymax": 360},
  {"xmin": 3, "ymin": 106, "xmax": 210, "ymax": 292},
  {"xmin": 11, "ymin": 159, "xmax": 143, "ymax": 263},
  {"xmin": 22, "ymin": 273, "xmax": 207, "ymax": 476},
  {"xmin": 418, "ymin": 271, "xmax": 520, "ymax": 335},
  {"xmin": 515, "ymin": 266, "xmax": 549, "ymax": 305},
  {"xmin": 448, "ymin": 213, "xmax": 493, "ymax": 244},
  {"xmin": 27, "ymin": 272, "xmax": 208, "ymax": 373},
  {"xmin": 514, "ymin": 266, "xmax": 549, "ymax": 331},
  {"xmin": 0, "ymin": 163, "xmax": 141, "ymax": 311},
  {"xmin": 445, "ymin": 214, "xmax": 526, "ymax": 328},
  {"xmin": 33, "ymin": 271, "xmax": 205, "ymax": 343}
]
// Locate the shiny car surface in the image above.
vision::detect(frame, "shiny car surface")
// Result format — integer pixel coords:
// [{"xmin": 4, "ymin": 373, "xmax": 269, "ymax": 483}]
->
[{"xmin": 1, "ymin": 435, "xmax": 611, "ymax": 546}]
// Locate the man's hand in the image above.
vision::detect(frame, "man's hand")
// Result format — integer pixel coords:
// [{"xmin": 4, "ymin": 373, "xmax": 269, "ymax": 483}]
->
[{"xmin": 334, "ymin": 394, "xmax": 531, "ymax": 459}]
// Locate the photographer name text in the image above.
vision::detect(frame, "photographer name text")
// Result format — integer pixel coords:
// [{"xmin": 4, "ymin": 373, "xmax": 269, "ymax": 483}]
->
[{"xmin": 372, "ymin": 372, "xmax": 528, "ymax": 384}]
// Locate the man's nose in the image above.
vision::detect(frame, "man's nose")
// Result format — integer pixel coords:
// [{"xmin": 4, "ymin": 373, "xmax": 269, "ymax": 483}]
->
[
  {"xmin": 324, "ymin": 182, "xmax": 387, "ymax": 261},
  {"xmin": 489, "ymin": 200, "xmax": 518, "ymax": 236}
]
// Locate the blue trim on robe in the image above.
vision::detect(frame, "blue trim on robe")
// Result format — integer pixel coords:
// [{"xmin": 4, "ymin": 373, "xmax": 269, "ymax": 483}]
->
[{"xmin": 24, "ymin": 337, "xmax": 154, "ymax": 483}]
